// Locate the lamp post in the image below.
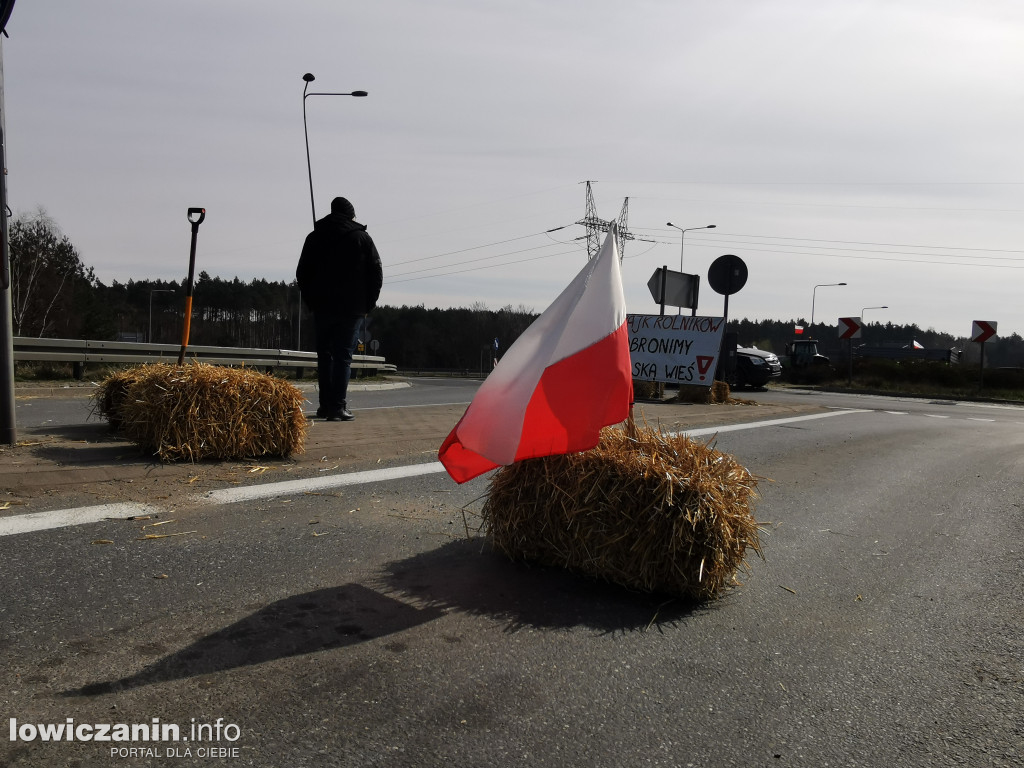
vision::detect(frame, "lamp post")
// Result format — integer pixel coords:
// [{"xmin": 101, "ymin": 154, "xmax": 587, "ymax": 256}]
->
[
  {"xmin": 149, "ymin": 289, "xmax": 175, "ymax": 343},
  {"xmin": 811, "ymin": 282, "xmax": 847, "ymax": 326},
  {"xmin": 665, "ymin": 223, "xmax": 715, "ymax": 314},
  {"xmin": 861, "ymin": 305, "xmax": 888, "ymax": 320},
  {"xmin": 666, "ymin": 222, "xmax": 716, "ymax": 273},
  {"xmin": 302, "ymin": 73, "xmax": 368, "ymax": 226},
  {"xmin": 299, "ymin": 73, "xmax": 367, "ymax": 347}
]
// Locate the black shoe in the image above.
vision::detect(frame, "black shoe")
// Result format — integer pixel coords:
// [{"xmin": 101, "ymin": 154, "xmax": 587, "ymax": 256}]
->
[
  {"xmin": 315, "ymin": 407, "xmax": 327, "ymax": 418},
  {"xmin": 326, "ymin": 409, "xmax": 354, "ymax": 422}
]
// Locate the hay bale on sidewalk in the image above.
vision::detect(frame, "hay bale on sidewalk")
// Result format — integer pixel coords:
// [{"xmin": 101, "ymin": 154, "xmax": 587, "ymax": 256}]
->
[
  {"xmin": 481, "ymin": 424, "xmax": 763, "ymax": 600},
  {"xmin": 94, "ymin": 363, "xmax": 307, "ymax": 461}
]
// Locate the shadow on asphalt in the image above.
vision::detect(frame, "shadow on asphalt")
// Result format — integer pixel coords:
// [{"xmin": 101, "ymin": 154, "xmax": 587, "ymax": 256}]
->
[
  {"xmin": 65, "ymin": 541, "xmax": 717, "ymax": 697},
  {"xmin": 24, "ymin": 421, "xmax": 118, "ymax": 440},
  {"xmin": 63, "ymin": 584, "xmax": 444, "ymax": 697},
  {"xmin": 380, "ymin": 538, "xmax": 712, "ymax": 635}
]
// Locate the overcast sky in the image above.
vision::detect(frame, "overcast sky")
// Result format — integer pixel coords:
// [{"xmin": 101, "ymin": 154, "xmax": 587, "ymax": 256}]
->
[{"xmin": 4, "ymin": 1, "xmax": 1024, "ymax": 340}]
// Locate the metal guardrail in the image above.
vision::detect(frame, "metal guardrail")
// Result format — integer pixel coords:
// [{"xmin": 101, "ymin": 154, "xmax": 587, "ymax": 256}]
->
[{"xmin": 12, "ymin": 337, "xmax": 396, "ymax": 377}]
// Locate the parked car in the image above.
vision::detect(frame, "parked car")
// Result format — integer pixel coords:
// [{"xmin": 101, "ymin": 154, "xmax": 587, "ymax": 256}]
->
[{"xmin": 731, "ymin": 346, "xmax": 783, "ymax": 388}]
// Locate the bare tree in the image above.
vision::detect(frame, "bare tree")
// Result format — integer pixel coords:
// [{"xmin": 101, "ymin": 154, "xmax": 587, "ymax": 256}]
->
[{"xmin": 9, "ymin": 210, "xmax": 90, "ymax": 337}]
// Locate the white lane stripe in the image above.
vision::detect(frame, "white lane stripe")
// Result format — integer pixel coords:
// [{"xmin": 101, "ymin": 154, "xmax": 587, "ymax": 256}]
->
[
  {"xmin": 967, "ymin": 418, "xmax": 995, "ymax": 422},
  {"xmin": 352, "ymin": 402, "xmax": 472, "ymax": 412},
  {"xmin": 671, "ymin": 408, "xmax": 870, "ymax": 438},
  {"xmin": 203, "ymin": 461, "xmax": 448, "ymax": 505},
  {"xmin": 0, "ymin": 502, "xmax": 159, "ymax": 537},
  {"xmin": 885, "ymin": 411, "xmax": 909, "ymax": 415},
  {"xmin": 0, "ymin": 408, "xmax": 872, "ymax": 532},
  {"xmin": 924, "ymin": 414, "xmax": 950, "ymax": 419}
]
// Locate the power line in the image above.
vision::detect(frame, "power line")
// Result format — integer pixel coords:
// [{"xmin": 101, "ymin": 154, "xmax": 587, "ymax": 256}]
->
[
  {"xmin": 679, "ymin": 237, "xmax": 1024, "ymax": 265},
  {"xmin": 681, "ymin": 241, "xmax": 1024, "ymax": 270},
  {"xmin": 631, "ymin": 226, "xmax": 1024, "ymax": 265},
  {"xmin": 704, "ymin": 232, "xmax": 1024, "ymax": 255},
  {"xmin": 388, "ymin": 228, "xmax": 568, "ymax": 267},
  {"xmin": 388, "ymin": 240, "xmax": 574, "ymax": 279},
  {"xmin": 387, "ymin": 247, "xmax": 582, "ymax": 284}
]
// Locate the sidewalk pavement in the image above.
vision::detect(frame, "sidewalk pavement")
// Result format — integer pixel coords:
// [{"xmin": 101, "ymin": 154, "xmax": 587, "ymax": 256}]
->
[{"xmin": 0, "ymin": 380, "xmax": 827, "ymax": 513}]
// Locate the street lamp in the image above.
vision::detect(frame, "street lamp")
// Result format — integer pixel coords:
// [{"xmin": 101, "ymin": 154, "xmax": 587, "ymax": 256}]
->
[
  {"xmin": 300, "ymin": 73, "xmax": 368, "ymax": 348},
  {"xmin": 861, "ymin": 305, "xmax": 888, "ymax": 319},
  {"xmin": 302, "ymin": 73, "xmax": 368, "ymax": 226},
  {"xmin": 811, "ymin": 282, "xmax": 847, "ymax": 326},
  {"xmin": 149, "ymin": 289, "xmax": 175, "ymax": 343},
  {"xmin": 666, "ymin": 223, "xmax": 716, "ymax": 314},
  {"xmin": 666, "ymin": 223, "xmax": 716, "ymax": 273}
]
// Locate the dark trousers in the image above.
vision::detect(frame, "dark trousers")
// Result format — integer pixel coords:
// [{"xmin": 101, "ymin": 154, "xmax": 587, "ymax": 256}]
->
[{"xmin": 313, "ymin": 312, "xmax": 362, "ymax": 413}]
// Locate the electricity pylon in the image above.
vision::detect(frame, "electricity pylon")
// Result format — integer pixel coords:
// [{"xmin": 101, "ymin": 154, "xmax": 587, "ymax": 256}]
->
[{"xmin": 575, "ymin": 180, "xmax": 635, "ymax": 260}]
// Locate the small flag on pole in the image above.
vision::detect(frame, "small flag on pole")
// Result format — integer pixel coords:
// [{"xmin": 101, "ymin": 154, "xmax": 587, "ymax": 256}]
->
[{"xmin": 439, "ymin": 227, "xmax": 633, "ymax": 484}]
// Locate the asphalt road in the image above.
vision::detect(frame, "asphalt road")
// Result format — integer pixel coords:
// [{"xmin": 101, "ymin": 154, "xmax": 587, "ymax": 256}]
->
[{"xmin": 2, "ymin": 383, "xmax": 1022, "ymax": 767}]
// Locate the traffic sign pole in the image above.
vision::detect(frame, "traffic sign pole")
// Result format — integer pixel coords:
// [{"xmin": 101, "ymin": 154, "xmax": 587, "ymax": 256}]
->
[
  {"xmin": 970, "ymin": 321, "xmax": 997, "ymax": 389},
  {"xmin": 659, "ymin": 266, "xmax": 667, "ymax": 317},
  {"xmin": 707, "ymin": 255, "xmax": 747, "ymax": 383}
]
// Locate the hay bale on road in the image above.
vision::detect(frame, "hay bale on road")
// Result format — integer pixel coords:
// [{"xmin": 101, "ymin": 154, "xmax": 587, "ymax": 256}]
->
[
  {"xmin": 632, "ymin": 380, "xmax": 658, "ymax": 400},
  {"xmin": 94, "ymin": 363, "xmax": 307, "ymax": 461},
  {"xmin": 675, "ymin": 380, "xmax": 732, "ymax": 404},
  {"xmin": 481, "ymin": 424, "xmax": 763, "ymax": 600},
  {"xmin": 94, "ymin": 367, "xmax": 150, "ymax": 431}
]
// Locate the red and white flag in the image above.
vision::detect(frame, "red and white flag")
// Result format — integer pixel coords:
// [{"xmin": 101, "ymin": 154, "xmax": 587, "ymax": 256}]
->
[{"xmin": 439, "ymin": 228, "xmax": 633, "ymax": 484}]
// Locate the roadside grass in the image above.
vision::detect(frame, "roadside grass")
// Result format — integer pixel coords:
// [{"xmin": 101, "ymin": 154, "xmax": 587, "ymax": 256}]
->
[{"xmin": 781, "ymin": 359, "xmax": 1024, "ymax": 402}]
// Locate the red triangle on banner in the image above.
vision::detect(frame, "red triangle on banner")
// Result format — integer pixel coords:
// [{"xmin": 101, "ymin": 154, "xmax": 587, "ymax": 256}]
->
[{"xmin": 696, "ymin": 356, "xmax": 714, "ymax": 377}]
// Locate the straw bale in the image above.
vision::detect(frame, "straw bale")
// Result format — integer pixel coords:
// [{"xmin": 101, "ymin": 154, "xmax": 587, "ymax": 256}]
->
[
  {"xmin": 93, "ymin": 363, "xmax": 307, "ymax": 461},
  {"xmin": 94, "ymin": 367, "xmax": 150, "ymax": 431},
  {"xmin": 481, "ymin": 423, "xmax": 763, "ymax": 600},
  {"xmin": 632, "ymin": 380, "xmax": 658, "ymax": 400},
  {"xmin": 674, "ymin": 381, "xmax": 732, "ymax": 404}
]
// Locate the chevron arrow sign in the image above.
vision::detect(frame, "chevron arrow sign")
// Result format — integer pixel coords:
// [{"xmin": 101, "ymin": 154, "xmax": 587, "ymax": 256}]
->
[
  {"xmin": 971, "ymin": 320, "xmax": 997, "ymax": 343},
  {"xmin": 838, "ymin": 316, "xmax": 862, "ymax": 340}
]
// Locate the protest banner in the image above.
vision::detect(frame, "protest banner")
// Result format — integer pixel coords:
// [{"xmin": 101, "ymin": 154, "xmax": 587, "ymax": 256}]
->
[{"xmin": 627, "ymin": 314, "xmax": 725, "ymax": 386}]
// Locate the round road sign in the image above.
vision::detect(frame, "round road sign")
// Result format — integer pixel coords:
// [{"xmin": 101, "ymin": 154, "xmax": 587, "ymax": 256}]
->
[{"xmin": 707, "ymin": 254, "xmax": 748, "ymax": 296}]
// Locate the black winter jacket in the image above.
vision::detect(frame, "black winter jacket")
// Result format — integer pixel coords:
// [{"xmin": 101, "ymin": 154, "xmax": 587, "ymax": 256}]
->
[{"xmin": 296, "ymin": 214, "xmax": 383, "ymax": 317}]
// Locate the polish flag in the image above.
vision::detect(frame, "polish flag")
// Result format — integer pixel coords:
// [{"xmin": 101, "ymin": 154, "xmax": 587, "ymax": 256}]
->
[
  {"xmin": 912, "ymin": 340, "xmax": 924, "ymax": 349},
  {"xmin": 439, "ymin": 228, "xmax": 633, "ymax": 484}
]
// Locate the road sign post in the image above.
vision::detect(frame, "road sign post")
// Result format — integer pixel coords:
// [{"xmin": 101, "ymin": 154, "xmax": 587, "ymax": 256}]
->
[
  {"xmin": 707, "ymin": 255, "xmax": 747, "ymax": 381},
  {"xmin": 971, "ymin": 321, "xmax": 997, "ymax": 388},
  {"xmin": 838, "ymin": 317, "xmax": 862, "ymax": 385}
]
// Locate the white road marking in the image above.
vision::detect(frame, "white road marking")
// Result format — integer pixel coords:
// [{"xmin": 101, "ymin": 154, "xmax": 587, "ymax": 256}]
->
[
  {"xmin": 202, "ymin": 462, "xmax": 447, "ymax": 505},
  {"xmin": 967, "ymin": 418, "xmax": 996, "ymax": 422},
  {"xmin": 884, "ymin": 411, "xmax": 909, "ymax": 415},
  {"xmin": 0, "ymin": 502, "xmax": 160, "ymax": 537},
  {"xmin": 672, "ymin": 408, "xmax": 871, "ymax": 438},
  {"xmin": 0, "ymin": 407, "xmax": 873, "ymax": 535},
  {"xmin": 924, "ymin": 414, "xmax": 951, "ymax": 419},
  {"xmin": 352, "ymin": 402, "xmax": 472, "ymax": 411}
]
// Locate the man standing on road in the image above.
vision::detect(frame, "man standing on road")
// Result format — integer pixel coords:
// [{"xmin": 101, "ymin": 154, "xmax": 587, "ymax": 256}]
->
[{"xmin": 296, "ymin": 196, "xmax": 383, "ymax": 422}]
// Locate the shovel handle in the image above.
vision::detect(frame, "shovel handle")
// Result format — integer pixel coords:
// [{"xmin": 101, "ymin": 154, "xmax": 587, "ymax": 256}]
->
[{"xmin": 187, "ymin": 207, "xmax": 206, "ymax": 226}]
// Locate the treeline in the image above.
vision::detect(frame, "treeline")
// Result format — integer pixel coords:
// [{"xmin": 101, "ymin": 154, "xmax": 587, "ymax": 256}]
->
[
  {"xmin": 372, "ymin": 303, "xmax": 536, "ymax": 371},
  {"xmin": 728, "ymin": 318, "xmax": 1024, "ymax": 368},
  {"xmin": 8, "ymin": 210, "xmax": 1024, "ymax": 370},
  {"xmin": 7, "ymin": 210, "xmax": 541, "ymax": 364}
]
